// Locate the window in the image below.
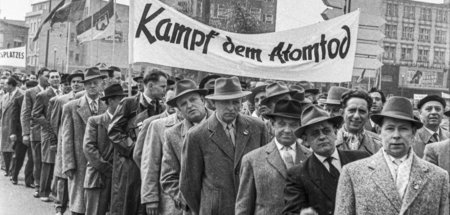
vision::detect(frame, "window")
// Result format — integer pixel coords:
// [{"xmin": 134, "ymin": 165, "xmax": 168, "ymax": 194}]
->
[
  {"xmin": 419, "ymin": 8, "xmax": 432, "ymax": 21},
  {"xmin": 69, "ymin": 51, "xmax": 74, "ymax": 59},
  {"xmin": 250, "ymin": 8, "xmax": 262, "ymax": 20},
  {"xmin": 436, "ymin": 10, "xmax": 448, "ymax": 23},
  {"xmin": 434, "ymin": 48, "xmax": 445, "ymax": 64},
  {"xmin": 263, "ymin": 14, "xmax": 273, "ymax": 24},
  {"xmin": 418, "ymin": 28, "xmax": 430, "ymax": 42},
  {"xmin": 75, "ymin": 53, "xmax": 80, "ymax": 63},
  {"xmin": 385, "ymin": 24, "xmax": 397, "ymax": 39},
  {"xmin": 403, "ymin": 6, "xmax": 415, "ymax": 19},
  {"xmin": 417, "ymin": 46, "xmax": 430, "ymax": 62},
  {"xmin": 435, "ymin": 30, "xmax": 447, "ymax": 44},
  {"xmin": 70, "ymin": 33, "xmax": 76, "ymax": 42},
  {"xmin": 386, "ymin": 3, "xmax": 398, "ymax": 17},
  {"xmin": 217, "ymin": 4, "xmax": 229, "ymax": 19},
  {"xmin": 402, "ymin": 24, "xmax": 414, "ymax": 41},
  {"xmin": 400, "ymin": 44, "xmax": 413, "ymax": 60},
  {"xmin": 383, "ymin": 43, "xmax": 396, "ymax": 60}
]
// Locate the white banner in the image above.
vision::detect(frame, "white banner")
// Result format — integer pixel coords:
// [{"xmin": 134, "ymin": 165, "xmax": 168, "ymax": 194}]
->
[
  {"xmin": 131, "ymin": 0, "xmax": 359, "ymax": 82},
  {"xmin": 0, "ymin": 46, "xmax": 26, "ymax": 67}
]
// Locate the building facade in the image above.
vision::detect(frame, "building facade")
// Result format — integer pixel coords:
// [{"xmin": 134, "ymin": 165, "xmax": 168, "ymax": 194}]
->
[{"xmin": 381, "ymin": 0, "xmax": 450, "ymax": 99}]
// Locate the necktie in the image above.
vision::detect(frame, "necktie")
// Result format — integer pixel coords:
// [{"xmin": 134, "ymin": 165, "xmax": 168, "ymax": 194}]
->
[
  {"xmin": 226, "ymin": 124, "xmax": 235, "ymax": 146},
  {"xmin": 90, "ymin": 101, "xmax": 98, "ymax": 115},
  {"xmin": 429, "ymin": 133, "xmax": 439, "ymax": 143},
  {"xmin": 325, "ymin": 157, "xmax": 340, "ymax": 178},
  {"xmin": 56, "ymin": 89, "xmax": 60, "ymax": 95},
  {"xmin": 393, "ymin": 159, "xmax": 408, "ymax": 198},
  {"xmin": 282, "ymin": 146, "xmax": 295, "ymax": 169}
]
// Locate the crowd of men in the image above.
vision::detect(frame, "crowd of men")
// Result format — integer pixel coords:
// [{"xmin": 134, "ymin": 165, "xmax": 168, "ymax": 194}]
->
[{"xmin": 1, "ymin": 65, "xmax": 450, "ymax": 215}]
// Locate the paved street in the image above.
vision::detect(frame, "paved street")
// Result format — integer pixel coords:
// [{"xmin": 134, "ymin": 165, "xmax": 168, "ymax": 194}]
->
[{"xmin": 0, "ymin": 168, "xmax": 54, "ymax": 215}]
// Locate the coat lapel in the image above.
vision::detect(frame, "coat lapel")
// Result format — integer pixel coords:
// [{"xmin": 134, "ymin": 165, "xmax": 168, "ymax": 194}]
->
[
  {"xmin": 98, "ymin": 100, "xmax": 107, "ymax": 115},
  {"xmin": 234, "ymin": 115, "xmax": 251, "ymax": 169},
  {"xmin": 77, "ymin": 96, "xmax": 92, "ymax": 124},
  {"xmin": 308, "ymin": 155, "xmax": 337, "ymax": 200},
  {"xmin": 368, "ymin": 151, "xmax": 402, "ymax": 213},
  {"xmin": 265, "ymin": 141, "xmax": 288, "ymax": 179},
  {"xmin": 208, "ymin": 115, "xmax": 235, "ymax": 160},
  {"xmin": 399, "ymin": 155, "xmax": 429, "ymax": 214},
  {"xmin": 295, "ymin": 141, "xmax": 310, "ymax": 164}
]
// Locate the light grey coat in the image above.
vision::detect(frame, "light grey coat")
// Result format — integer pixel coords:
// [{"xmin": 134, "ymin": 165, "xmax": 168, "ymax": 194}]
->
[
  {"xmin": 335, "ymin": 150, "xmax": 449, "ymax": 215},
  {"xmin": 424, "ymin": 139, "xmax": 450, "ymax": 176},
  {"xmin": 235, "ymin": 139, "xmax": 311, "ymax": 215},
  {"xmin": 413, "ymin": 127, "xmax": 449, "ymax": 158}
]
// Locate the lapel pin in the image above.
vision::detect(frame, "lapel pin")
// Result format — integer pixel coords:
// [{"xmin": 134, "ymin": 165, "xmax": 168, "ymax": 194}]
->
[
  {"xmin": 243, "ymin": 130, "xmax": 249, "ymax": 135},
  {"xmin": 413, "ymin": 184, "xmax": 419, "ymax": 190}
]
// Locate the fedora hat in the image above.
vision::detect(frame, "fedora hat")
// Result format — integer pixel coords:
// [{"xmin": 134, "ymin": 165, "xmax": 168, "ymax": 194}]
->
[
  {"xmin": 371, "ymin": 96, "xmax": 423, "ymax": 128},
  {"xmin": 417, "ymin": 95, "xmax": 446, "ymax": 110},
  {"xmin": 290, "ymin": 85, "xmax": 307, "ymax": 102},
  {"xmin": 297, "ymin": 81, "xmax": 319, "ymax": 95},
  {"xmin": 205, "ymin": 76, "xmax": 251, "ymax": 100},
  {"xmin": 166, "ymin": 79, "xmax": 208, "ymax": 107},
  {"xmin": 199, "ymin": 74, "xmax": 221, "ymax": 89},
  {"xmin": 260, "ymin": 82, "xmax": 296, "ymax": 105},
  {"xmin": 81, "ymin": 67, "xmax": 107, "ymax": 83},
  {"xmin": 324, "ymin": 86, "xmax": 350, "ymax": 105},
  {"xmin": 295, "ymin": 105, "xmax": 343, "ymax": 137},
  {"xmin": 100, "ymin": 84, "xmax": 127, "ymax": 101},
  {"xmin": 264, "ymin": 99, "xmax": 303, "ymax": 120},
  {"xmin": 248, "ymin": 82, "xmax": 268, "ymax": 104},
  {"xmin": 67, "ymin": 70, "xmax": 84, "ymax": 83}
]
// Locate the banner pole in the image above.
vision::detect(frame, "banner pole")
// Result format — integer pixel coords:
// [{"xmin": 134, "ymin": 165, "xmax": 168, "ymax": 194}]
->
[
  {"xmin": 90, "ymin": 0, "xmax": 94, "ymax": 66},
  {"xmin": 128, "ymin": 0, "xmax": 134, "ymax": 96},
  {"xmin": 111, "ymin": 0, "xmax": 116, "ymax": 66},
  {"xmin": 65, "ymin": 22, "xmax": 71, "ymax": 74}
]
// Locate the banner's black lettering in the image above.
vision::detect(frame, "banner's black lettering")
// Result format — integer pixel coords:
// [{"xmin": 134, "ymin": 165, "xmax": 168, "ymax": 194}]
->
[
  {"xmin": 170, "ymin": 23, "xmax": 192, "ymax": 46},
  {"xmin": 135, "ymin": 4, "xmax": 165, "ymax": 44},
  {"xmin": 155, "ymin": 18, "xmax": 172, "ymax": 42},
  {"xmin": 223, "ymin": 36, "xmax": 235, "ymax": 54},
  {"xmin": 202, "ymin": 30, "xmax": 219, "ymax": 54},
  {"xmin": 269, "ymin": 42, "xmax": 286, "ymax": 63},
  {"xmin": 222, "ymin": 36, "xmax": 262, "ymax": 62},
  {"xmin": 302, "ymin": 43, "xmax": 319, "ymax": 62},
  {"xmin": 328, "ymin": 38, "xmax": 340, "ymax": 59},
  {"xmin": 320, "ymin": 34, "xmax": 327, "ymax": 60},
  {"xmin": 190, "ymin": 30, "xmax": 205, "ymax": 51},
  {"xmin": 339, "ymin": 25, "xmax": 351, "ymax": 58}
]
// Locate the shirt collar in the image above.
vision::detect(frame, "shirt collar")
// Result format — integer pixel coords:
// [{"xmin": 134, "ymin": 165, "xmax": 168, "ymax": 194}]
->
[
  {"xmin": 38, "ymin": 84, "xmax": 45, "ymax": 92},
  {"xmin": 314, "ymin": 149, "xmax": 340, "ymax": 163},
  {"xmin": 216, "ymin": 113, "xmax": 236, "ymax": 130},
  {"xmin": 274, "ymin": 137, "xmax": 297, "ymax": 151},
  {"xmin": 141, "ymin": 93, "xmax": 152, "ymax": 105},
  {"xmin": 383, "ymin": 148, "xmax": 412, "ymax": 164},
  {"xmin": 85, "ymin": 94, "xmax": 99, "ymax": 104},
  {"xmin": 424, "ymin": 126, "xmax": 439, "ymax": 137},
  {"xmin": 50, "ymin": 86, "xmax": 59, "ymax": 95},
  {"xmin": 9, "ymin": 88, "xmax": 18, "ymax": 97},
  {"xmin": 106, "ymin": 110, "xmax": 114, "ymax": 119}
]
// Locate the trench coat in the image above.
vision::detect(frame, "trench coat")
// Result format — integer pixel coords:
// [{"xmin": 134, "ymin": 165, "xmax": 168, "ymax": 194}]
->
[
  {"xmin": 180, "ymin": 113, "xmax": 267, "ymax": 215},
  {"xmin": 32, "ymin": 88, "xmax": 58, "ymax": 163},
  {"xmin": 334, "ymin": 150, "xmax": 449, "ymax": 215},
  {"xmin": 412, "ymin": 127, "xmax": 449, "ymax": 158},
  {"xmin": 336, "ymin": 129, "xmax": 382, "ymax": 155},
  {"xmin": 108, "ymin": 94, "xmax": 161, "ymax": 215},
  {"xmin": 1, "ymin": 90, "xmax": 23, "ymax": 152},
  {"xmin": 235, "ymin": 139, "xmax": 311, "ymax": 215},
  {"xmin": 62, "ymin": 96, "xmax": 107, "ymax": 213},
  {"xmin": 20, "ymin": 86, "xmax": 43, "ymax": 142}
]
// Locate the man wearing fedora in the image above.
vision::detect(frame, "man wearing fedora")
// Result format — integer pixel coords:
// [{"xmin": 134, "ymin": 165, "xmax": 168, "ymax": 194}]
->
[
  {"xmin": 424, "ymin": 110, "xmax": 450, "ymax": 179},
  {"xmin": 140, "ymin": 80, "xmax": 201, "ymax": 215},
  {"xmin": 297, "ymin": 81, "xmax": 319, "ymax": 104},
  {"xmin": 283, "ymin": 105, "xmax": 368, "ymax": 215},
  {"xmin": 199, "ymin": 74, "xmax": 221, "ymax": 111},
  {"xmin": 32, "ymin": 69, "xmax": 61, "ymax": 202},
  {"xmin": 83, "ymin": 84, "xmax": 126, "ymax": 215},
  {"xmin": 248, "ymin": 82, "xmax": 268, "ymax": 119},
  {"xmin": 334, "ymin": 96, "xmax": 449, "ymax": 215},
  {"xmin": 62, "ymin": 67, "xmax": 107, "ymax": 214},
  {"xmin": 180, "ymin": 76, "xmax": 267, "ymax": 215},
  {"xmin": 49, "ymin": 69, "xmax": 84, "ymax": 214},
  {"xmin": 21, "ymin": 67, "xmax": 50, "ymax": 197},
  {"xmin": 335, "ymin": 90, "xmax": 382, "ymax": 155},
  {"xmin": 159, "ymin": 79, "xmax": 214, "ymax": 215},
  {"xmin": 108, "ymin": 69, "xmax": 167, "ymax": 215},
  {"xmin": 323, "ymin": 86, "xmax": 350, "ymax": 117},
  {"xmin": 235, "ymin": 100, "xmax": 311, "ymax": 215},
  {"xmin": 412, "ymin": 95, "xmax": 448, "ymax": 158}
]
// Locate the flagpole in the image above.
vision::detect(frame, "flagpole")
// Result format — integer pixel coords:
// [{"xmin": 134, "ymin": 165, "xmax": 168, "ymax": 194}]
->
[
  {"xmin": 44, "ymin": 0, "xmax": 52, "ymax": 67},
  {"xmin": 65, "ymin": 22, "xmax": 70, "ymax": 74},
  {"xmin": 128, "ymin": 0, "xmax": 134, "ymax": 96},
  {"xmin": 90, "ymin": 0, "xmax": 94, "ymax": 66},
  {"xmin": 111, "ymin": 0, "xmax": 116, "ymax": 66}
]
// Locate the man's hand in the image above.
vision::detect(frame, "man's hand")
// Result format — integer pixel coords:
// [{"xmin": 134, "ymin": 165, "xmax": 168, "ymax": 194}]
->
[
  {"xmin": 300, "ymin": 207, "xmax": 319, "ymax": 215},
  {"xmin": 23, "ymin": 135, "xmax": 30, "ymax": 146},
  {"xmin": 145, "ymin": 202, "xmax": 159, "ymax": 215},
  {"xmin": 65, "ymin": 170, "xmax": 75, "ymax": 179}
]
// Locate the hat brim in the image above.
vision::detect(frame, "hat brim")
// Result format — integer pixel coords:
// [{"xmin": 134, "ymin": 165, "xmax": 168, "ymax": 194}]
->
[
  {"xmin": 295, "ymin": 115, "xmax": 343, "ymax": 137},
  {"xmin": 370, "ymin": 113, "xmax": 423, "ymax": 129},
  {"xmin": 260, "ymin": 91, "xmax": 296, "ymax": 105},
  {"xmin": 205, "ymin": 91, "xmax": 252, "ymax": 100},
  {"xmin": 100, "ymin": 93, "xmax": 127, "ymax": 101},
  {"xmin": 81, "ymin": 74, "xmax": 107, "ymax": 83},
  {"xmin": 305, "ymin": 89, "xmax": 320, "ymax": 95},
  {"xmin": 166, "ymin": 89, "xmax": 209, "ymax": 107},
  {"xmin": 263, "ymin": 112, "xmax": 301, "ymax": 120},
  {"xmin": 133, "ymin": 76, "xmax": 143, "ymax": 82},
  {"xmin": 324, "ymin": 99, "xmax": 341, "ymax": 105}
]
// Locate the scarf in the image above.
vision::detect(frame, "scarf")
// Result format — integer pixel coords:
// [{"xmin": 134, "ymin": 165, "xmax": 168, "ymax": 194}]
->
[{"xmin": 337, "ymin": 126, "xmax": 365, "ymax": 150}]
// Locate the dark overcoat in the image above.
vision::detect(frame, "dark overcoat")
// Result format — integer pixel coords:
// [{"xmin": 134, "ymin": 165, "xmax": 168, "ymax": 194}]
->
[
  {"xmin": 1, "ymin": 91, "xmax": 23, "ymax": 152},
  {"xmin": 20, "ymin": 86, "xmax": 43, "ymax": 142}
]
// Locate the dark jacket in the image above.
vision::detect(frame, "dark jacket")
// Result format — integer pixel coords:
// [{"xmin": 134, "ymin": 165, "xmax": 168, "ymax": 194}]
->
[
  {"xmin": 1, "ymin": 91, "xmax": 23, "ymax": 152},
  {"xmin": 283, "ymin": 150, "xmax": 369, "ymax": 215},
  {"xmin": 20, "ymin": 86, "xmax": 43, "ymax": 142}
]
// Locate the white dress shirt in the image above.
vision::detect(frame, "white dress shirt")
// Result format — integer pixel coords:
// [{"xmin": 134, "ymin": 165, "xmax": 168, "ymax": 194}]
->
[
  {"xmin": 314, "ymin": 149, "xmax": 342, "ymax": 172},
  {"xmin": 383, "ymin": 149, "xmax": 413, "ymax": 199},
  {"xmin": 274, "ymin": 138, "xmax": 296, "ymax": 163}
]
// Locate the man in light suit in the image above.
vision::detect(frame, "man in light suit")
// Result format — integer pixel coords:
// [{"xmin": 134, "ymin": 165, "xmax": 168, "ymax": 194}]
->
[
  {"xmin": 412, "ymin": 95, "xmax": 449, "ymax": 158},
  {"xmin": 424, "ymin": 109, "xmax": 450, "ymax": 177},
  {"xmin": 160, "ymin": 79, "xmax": 213, "ymax": 215},
  {"xmin": 335, "ymin": 96, "xmax": 449, "ymax": 215},
  {"xmin": 235, "ymin": 100, "xmax": 311, "ymax": 215},
  {"xmin": 83, "ymin": 84, "xmax": 126, "ymax": 215},
  {"xmin": 180, "ymin": 77, "xmax": 267, "ymax": 215},
  {"xmin": 32, "ymin": 69, "xmax": 61, "ymax": 202},
  {"xmin": 282, "ymin": 105, "xmax": 369, "ymax": 215},
  {"xmin": 62, "ymin": 68, "xmax": 107, "ymax": 215},
  {"xmin": 21, "ymin": 67, "xmax": 49, "ymax": 197}
]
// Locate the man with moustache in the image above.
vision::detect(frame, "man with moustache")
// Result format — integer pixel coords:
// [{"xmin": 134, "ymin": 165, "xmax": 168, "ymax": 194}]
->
[
  {"xmin": 334, "ymin": 97, "xmax": 449, "ymax": 215},
  {"xmin": 412, "ymin": 95, "xmax": 448, "ymax": 158},
  {"xmin": 62, "ymin": 68, "xmax": 107, "ymax": 215},
  {"xmin": 159, "ymin": 79, "xmax": 213, "ymax": 215},
  {"xmin": 180, "ymin": 77, "xmax": 267, "ymax": 215}
]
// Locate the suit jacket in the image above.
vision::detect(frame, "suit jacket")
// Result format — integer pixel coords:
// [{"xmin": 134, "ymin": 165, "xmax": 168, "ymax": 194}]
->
[
  {"xmin": 235, "ymin": 139, "xmax": 311, "ymax": 215},
  {"xmin": 20, "ymin": 85, "xmax": 43, "ymax": 142},
  {"xmin": 413, "ymin": 127, "xmax": 449, "ymax": 158},
  {"xmin": 83, "ymin": 112, "xmax": 114, "ymax": 189},
  {"xmin": 0, "ymin": 90, "xmax": 23, "ymax": 152},
  {"xmin": 180, "ymin": 114, "xmax": 268, "ymax": 215},
  {"xmin": 160, "ymin": 109, "xmax": 213, "ymax": 214},
  {"xmin": 32, "ymin": 88, "xmax": 58, "ymax": 163},
  {"xmin": 364, "ymin": 119, "xmax": 380, "ymax": 134},
  {"xmin": 282, "ymin": 150, "xmax": 369, "ymax": 215},
  {"xmin": 424, "ymin": 139, "xmax": 450, "ymax": 175},
  {"xmin": 336, "ymin": 130, "xmax": 382, "ymax": 155},
  {"xmin": 62, "ymin": 96, "xmax": 107, "ymax": 213},
  {"xmin": 334, "ymin": 150, "xmax": 449, "ymax": 215}
]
